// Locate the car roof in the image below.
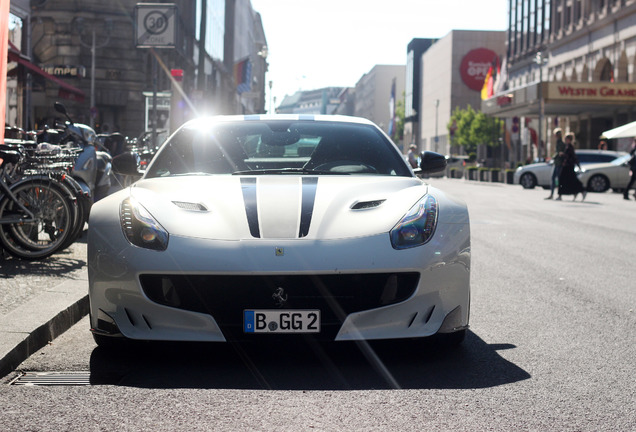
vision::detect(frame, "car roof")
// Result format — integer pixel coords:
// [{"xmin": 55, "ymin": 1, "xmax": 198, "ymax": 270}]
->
[
  {"xmin": 181, "ymin": 114, "xmax": 378, "ymax": 130},
  {"xmin": 575, "ymin": 149, "xmax": 627, "ymax": 156}
]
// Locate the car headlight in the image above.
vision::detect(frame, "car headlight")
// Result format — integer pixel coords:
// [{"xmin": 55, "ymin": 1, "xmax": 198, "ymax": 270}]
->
[
  {"xmin": 390, "ymin": 195, "xmax": 438, "ymax": 250},
  {"xmin": 120, "ymin": 197, "xmax": 169, "ymax": 251}
]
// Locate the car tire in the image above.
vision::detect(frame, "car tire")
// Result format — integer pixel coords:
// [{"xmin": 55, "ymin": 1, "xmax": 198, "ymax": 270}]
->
[
  {"xmin": 587, "ymin": 174, "xmax": 610, "ymax": 193},
  {"xmin": 520, "ymin": 173, "xmax": 537, "ymax": 189}
]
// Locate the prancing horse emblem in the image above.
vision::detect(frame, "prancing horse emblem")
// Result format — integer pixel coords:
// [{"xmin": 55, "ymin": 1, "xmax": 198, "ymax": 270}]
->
[{"xmin": 272, "ymin": 287, "xmax": 288, "ymax": 308}]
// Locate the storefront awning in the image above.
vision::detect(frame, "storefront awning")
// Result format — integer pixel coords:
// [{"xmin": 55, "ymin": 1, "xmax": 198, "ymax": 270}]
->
[
  {"xmin": 7, "ymin": 44, "xmax": 85, "ymax": 102},
  {"xmin": 482, "ymin": 81, "xmax": 636, "ymax": 119},
  {"xmin": 602, "ymin": 120, "xmax": 636, "ymax": 139}
]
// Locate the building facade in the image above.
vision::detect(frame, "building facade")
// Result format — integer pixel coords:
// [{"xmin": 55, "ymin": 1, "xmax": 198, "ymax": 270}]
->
[
  {"xmin": 234, "ymin": 0, "xmax": 268, "ymax": 115},
  {"xmin": 419, "ymin": 30, "xmax": 506, "ymax": 157},
  {"xmin": 403, "ymin": 38, "xmax": 435, "ymax": 151},
  {"xmin": 6, "ymin": 0, "xmax": 267, "ymax": 138},
  {"xmin": 277, "ymin": 87, "xmax": 346, "ymax": 115},
  {"xmin": 353, "ymin": 64, "xmax": 405, "ymax": 136},
  {"xmin": 483, "ymin": 0, "xmax": 636, "ymax": 160}
]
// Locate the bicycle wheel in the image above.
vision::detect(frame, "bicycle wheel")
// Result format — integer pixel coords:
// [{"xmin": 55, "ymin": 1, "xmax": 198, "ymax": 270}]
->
[
  {"xmin": 57, "ymin": 176, "xmax": 88, "ymax": 249},
  {"xmin": 0, "ymin": 178, "xmax": 73, "ymax": 260}
]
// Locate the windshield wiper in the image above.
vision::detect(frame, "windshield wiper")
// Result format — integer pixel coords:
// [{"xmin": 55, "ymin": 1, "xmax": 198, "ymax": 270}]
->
[{"xmin": 232, "ymin": 168, "xmax": 349, "ymax": 175}]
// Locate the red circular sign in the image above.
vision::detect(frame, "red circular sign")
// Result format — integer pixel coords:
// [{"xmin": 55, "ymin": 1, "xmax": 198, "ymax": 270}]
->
[{"xmin": 460, "ymin": 48, "xmax": 498, "ymax": 92}]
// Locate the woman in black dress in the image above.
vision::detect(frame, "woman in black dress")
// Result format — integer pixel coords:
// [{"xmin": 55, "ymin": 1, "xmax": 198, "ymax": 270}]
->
[{"xmin": 557, "ymin": 132, "xmax": 587, "ymax": 201}]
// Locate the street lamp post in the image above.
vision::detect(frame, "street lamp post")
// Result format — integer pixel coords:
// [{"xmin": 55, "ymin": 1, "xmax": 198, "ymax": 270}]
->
[
  {"xmin": 434, "ymin": 99, "xmax": 440, "ymax": 153},
  {"xmin": 268, "ymin": 80, "xmax": 273, "ymax": 114},
  {"xmin": 75, "ymin": 18, "xmax": 113, "ymax": 129},
  {"xmin": 535, "ymin": 51, "xmax": 548, "ymax": 160}
]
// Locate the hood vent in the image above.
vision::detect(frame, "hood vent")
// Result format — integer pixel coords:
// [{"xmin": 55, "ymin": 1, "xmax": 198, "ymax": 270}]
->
[
  {"xmin": 172, "ymin": 201, "xmax": 208, "ymax": 211},
  {"xmin": 351, "ymin": 199, "xmax": 386, "ymax": 210}
]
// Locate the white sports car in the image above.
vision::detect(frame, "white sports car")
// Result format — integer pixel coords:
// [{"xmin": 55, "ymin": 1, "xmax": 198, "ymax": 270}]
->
[{"xmin": 88, "ymin": 115, "xmax": 471, "ymax": 348}]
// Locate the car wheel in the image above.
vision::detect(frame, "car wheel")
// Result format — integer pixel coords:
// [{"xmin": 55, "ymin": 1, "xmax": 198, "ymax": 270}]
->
[
  {"xmin": 520, "ymin": 173, "xmax": 537, "ymax": 189},
  {"xmin": 587, "ymin": 174, "xmax": 610, "ymax": 192}
]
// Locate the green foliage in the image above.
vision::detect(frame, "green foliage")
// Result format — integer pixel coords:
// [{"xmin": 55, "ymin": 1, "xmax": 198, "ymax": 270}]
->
[
  {"xmin": 448, "ymin": 105, "xmax": 503, "ymax": 154},
  {"xmin": 392, "ymin": 93, "xmax": 405, "ymax": 142}
]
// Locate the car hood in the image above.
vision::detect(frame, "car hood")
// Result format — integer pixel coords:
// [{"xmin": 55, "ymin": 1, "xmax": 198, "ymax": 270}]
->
[{"xmin": 127, "ymin": 176, "xmax": 428, "ymax": 240}]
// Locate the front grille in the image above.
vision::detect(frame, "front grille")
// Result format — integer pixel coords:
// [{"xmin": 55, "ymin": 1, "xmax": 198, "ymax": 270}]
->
[{"xmin": 139, "ymin": 273, "xmax": 419, "ymax": 340}]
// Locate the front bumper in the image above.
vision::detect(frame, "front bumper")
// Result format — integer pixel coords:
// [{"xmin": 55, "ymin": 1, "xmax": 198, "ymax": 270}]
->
[{"xmin": 88, "ymin": 221, "xmax": 470, "ymax": 342}]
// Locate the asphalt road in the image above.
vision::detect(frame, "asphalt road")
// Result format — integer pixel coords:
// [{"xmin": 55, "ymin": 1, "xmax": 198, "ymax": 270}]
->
[{"xmin": 1, "ymin": 178, "xmax": 635, "ymax": 431}]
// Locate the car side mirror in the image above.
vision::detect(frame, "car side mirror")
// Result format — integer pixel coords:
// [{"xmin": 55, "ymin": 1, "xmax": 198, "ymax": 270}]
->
[
  {"xmin": 112, "ymin": 151, "xmax": 141, "ymax": 176},
  {"xmin": 419, "ymin": 151, "xmax": 447, "ymax": 174}
]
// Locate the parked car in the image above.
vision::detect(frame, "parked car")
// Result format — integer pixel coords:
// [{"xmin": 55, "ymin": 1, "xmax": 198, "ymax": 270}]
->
[
  {"xmin": 577, "ymin": 153, "xmax": 633, "ymax": 192},
  {"xmin": 88, "ymin": 115, "xmax": 471, "ymax": 349},
  {"xmin": 514, "ymin": 149, "xmax": 627, "ymax": 189},
  {"xmin": 427, "ymin": 154, "xmax": 470, "ymax": 178}
]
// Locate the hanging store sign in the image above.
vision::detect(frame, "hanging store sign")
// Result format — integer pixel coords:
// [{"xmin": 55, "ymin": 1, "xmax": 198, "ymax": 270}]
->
[
  {"xmin": 41, "ymin": 65, "xmax": 86, "ymax": 78},
  {"xmin": 546, "ymin": 82, "xmax": 636, "ymax": 103},
  {"xmin": 135, "ymin": 3, "xmax": 177, "ymax": 48}
]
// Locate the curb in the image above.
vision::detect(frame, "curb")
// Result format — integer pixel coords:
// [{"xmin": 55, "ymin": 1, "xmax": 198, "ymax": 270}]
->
[{"xmin": 0, "ymin": 272, "xmax": 89, "ymax": 379}]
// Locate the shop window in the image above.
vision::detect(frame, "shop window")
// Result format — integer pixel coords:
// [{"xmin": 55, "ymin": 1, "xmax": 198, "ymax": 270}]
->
[
  {"xmin": 595, "ymin": 59, "xmax": 614, "ymax": 82},
  {"xmin": 600, "ymin": 63, "xmax": 613, "ymax": 82}
]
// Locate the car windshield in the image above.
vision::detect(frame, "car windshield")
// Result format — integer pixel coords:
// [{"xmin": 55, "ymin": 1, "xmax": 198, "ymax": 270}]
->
[
  {"xmin": 145, "ymin": 120, "xmax": 412, "ymax": 178},
  {"xmin": 611, "ymin": 154, "xmax": 632, "ymax": 165}
]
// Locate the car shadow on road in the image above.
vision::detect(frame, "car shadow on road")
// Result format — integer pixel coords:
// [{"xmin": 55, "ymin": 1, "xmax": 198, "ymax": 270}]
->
[{"xmin": 88, "ymin": 331, "xmax": 530, "ymax": 390}]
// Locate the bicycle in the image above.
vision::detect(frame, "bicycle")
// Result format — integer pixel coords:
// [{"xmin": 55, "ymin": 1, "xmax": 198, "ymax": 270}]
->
[
  {"xmin": 17, "ymin": 143, "xmax": 91, "ymax": 250},
  {"xmin": 0, "ymin": 144, "xmax": 74, "ymax": 260}
]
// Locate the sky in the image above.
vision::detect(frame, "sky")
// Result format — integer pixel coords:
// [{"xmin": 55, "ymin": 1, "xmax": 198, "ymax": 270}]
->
[{"xmin": 250, "ymin": 0, "xmax": 509, "ymax": 111}]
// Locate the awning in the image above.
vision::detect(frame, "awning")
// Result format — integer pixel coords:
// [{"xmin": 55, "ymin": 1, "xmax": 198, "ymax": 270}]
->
[
  {"xmin": 602, "ymin": 120, "xmax": 636, "ymax": 139},
  {"xmin": 7, "ymin": 43, "xmax": 85, "ymax": 102}
]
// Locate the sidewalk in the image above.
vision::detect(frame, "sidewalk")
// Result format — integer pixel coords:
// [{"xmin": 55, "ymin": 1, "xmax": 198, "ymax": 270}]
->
[{"xmin": 0, "ymin": 269, "xmax": 89, "ymax": 378}]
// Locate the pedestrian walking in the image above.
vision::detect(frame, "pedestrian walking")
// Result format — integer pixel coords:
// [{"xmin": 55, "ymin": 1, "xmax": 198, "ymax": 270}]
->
[
  {"xmin": 546, "ymin": 128, "xmax": 565, "ymax": 199},
  {"xmin": 623, "ymin": 138, "xmax": 636, "ymax": 200},
  {"xmin": 407, "ymin": 144, "xmax": 419, "ymax": 169},
  {"xmin": 556, "ymin": 132, "xmax": 587, "ymax": 201}
]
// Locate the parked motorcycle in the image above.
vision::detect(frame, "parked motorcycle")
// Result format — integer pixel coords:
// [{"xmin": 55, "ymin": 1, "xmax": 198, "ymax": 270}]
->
[
  {"xmin": 97, "ymin": 132, "xmax": 143, "ymax": 192},
  {"xmin": 51, "ymin": 102, "xmax": 113, "ymax": 203}
]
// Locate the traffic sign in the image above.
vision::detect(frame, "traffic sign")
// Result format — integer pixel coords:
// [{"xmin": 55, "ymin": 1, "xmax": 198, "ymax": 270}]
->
[{"xmin": 135, "ymin": 3, "xmax": 177, "ymax": 48}]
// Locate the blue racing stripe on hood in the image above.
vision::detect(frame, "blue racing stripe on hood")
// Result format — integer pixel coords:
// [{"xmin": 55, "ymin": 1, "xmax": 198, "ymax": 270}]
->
[
  {"xmin": 299, "ymin": 177, "xmax": 318, "ymax": 238},
  {"xmin": 240, "ymin": 177, "xmax": 260, "ymax": 238}
]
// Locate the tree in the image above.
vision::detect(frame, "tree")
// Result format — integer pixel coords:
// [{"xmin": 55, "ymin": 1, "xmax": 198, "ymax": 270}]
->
[
  {"xmin": 448, "ymin": 105, "xmax": 502, "ymax": 155},
  {"xmin": 392, "ymin": 93, "xmax": 405, "ymax": 143}
]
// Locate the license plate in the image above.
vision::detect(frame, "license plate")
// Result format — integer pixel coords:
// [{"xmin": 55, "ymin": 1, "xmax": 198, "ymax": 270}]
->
[{"xmin": 244, "ymin": 310, "xmax": 321, "ymax": 333}]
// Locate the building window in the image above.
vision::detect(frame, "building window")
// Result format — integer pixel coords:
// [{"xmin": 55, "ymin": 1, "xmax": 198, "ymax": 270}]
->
[
  {"xmin": 600, "ymin": 61, "xmax": 613, "ymax": 82},
  {"xmin": 574, "ymin": 0, "xmax": 582, "ymax": 23},
  {"xmin": 544, "ymin": 0, "xmax": 553, "ymax": 40}
]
